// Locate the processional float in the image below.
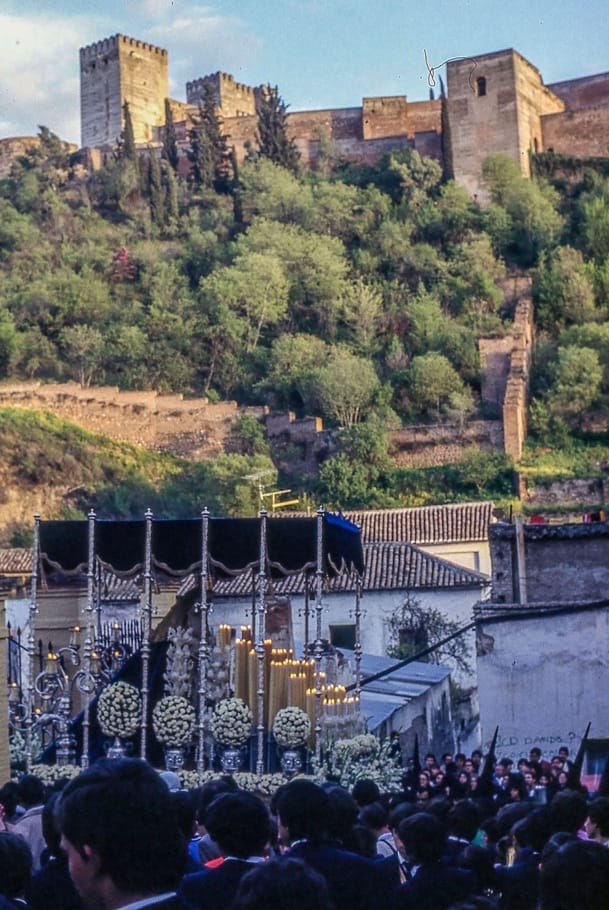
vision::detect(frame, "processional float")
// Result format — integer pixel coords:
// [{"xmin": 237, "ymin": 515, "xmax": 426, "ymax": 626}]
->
[{"xmin": 15, "ymin": 508, "xmax": 364, "ymax": 777}]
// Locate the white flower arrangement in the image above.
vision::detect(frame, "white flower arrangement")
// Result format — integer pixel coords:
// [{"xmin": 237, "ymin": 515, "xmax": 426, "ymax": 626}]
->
[
  {"xmin": 97, "ymin": 681, "xmax": 142, "ymax": 738},
  {"xmin": 313, "ymin": 734, "xmax": 403, "ymax": 792},
  {"xmin": 30, "ymin": 763, "xmax": 81, "ymax": 785},
  {"xmin": 177, "ymin": 770, "xmax": 293, "ymax": 794},
  {"xmin": 210, "ymin": 697, "xmax": 252, "ymax": 746},
  {"xmin": 152, "ymin": 695, "xmax": 196, "ymax": 747},
  {"xmin": 272, "ymin": 707, "xmax": 311, "ymax": 748}
]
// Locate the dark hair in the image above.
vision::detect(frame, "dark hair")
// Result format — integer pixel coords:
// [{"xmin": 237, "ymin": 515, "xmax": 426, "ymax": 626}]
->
[
  {"xmin": 58, "ymin": 758, "xmax": 187, "ymax": 894},
  {"xmin": 540, "ymin": 840, "xmax": 609, "ymax": 910},
  {"xmin": 0, "ymin": 783, "xmax": 19, "ymax": 820},
  {"xmin": 398, "ymin": 812, "xmax": 446, "ymax": 864},
  {"xmin": 359, "ymin": 801, "xmax": 389, "ymax": 831},
  {"xmin": 42, "ymin": 792, "xmax": 63, "ymax": 856},
  {"xmin": 351, "ymin": 778, "xmax": 381, "ymax": 807},
  {"xmin": 232, "ymin": 857, "xmax": 333, "ymax": 910},
  {"xmin": 388, "ymin": 801, "xmax": 418, "ymax": 832},
  {"xmin": 549, "ymin": 790, "xmax": 587, "ymax": 834},
  {"xmin": 274, "ymin": 780, "xmax": 331, "ymax": 845},
  {"xmin": 322, "ymin": 785, "xmax": 359, "ymax": 845},
  {"xmin": 16, "ymin": 774, "xmax": 45, "ymax": 809},
  {"xmin": 170, "ymin": 789, "xmax": 198, "ymax": 842},
  {"xmin": 0, "ymin": 832, "xmax": 32, "ymax": 898},
  {"xmin": 448, "ymin": 799, "xmax": 482, "ymax": 841},
  {"xmin": 195, "ymin": 776, "xmax": 240, "ymax": 826},
  {"xmin": 348, "ymin": 823, "xmax": 377, "ymax": 859},
  {"xmin": 204, "ymin": 792, "xmax": 271, "ymax": 858},
  {"xmin": 587, "ymin": 796, "xmax": 609, "ymax": 837}
]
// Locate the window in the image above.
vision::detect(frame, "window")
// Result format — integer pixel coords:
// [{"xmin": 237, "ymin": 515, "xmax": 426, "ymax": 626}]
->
[
  {"xmin": 329, "ymin": 624, "xmax": 356, "ymax": 650},
  {"xmin": 476, "ymin": 76, "xmax": 487, "ymax": 97}
]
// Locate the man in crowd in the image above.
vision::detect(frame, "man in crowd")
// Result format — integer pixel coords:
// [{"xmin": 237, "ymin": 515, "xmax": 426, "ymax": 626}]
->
[
  {"xmin": 58, "ymin": 758, "xmax": 189, "ymax": 910},
  {"xmin": 584, "ymin": 796, "xmax": 609, "ymax": 847},
  {"xmin": 179, "ymin": 791, "xmax": 271, "ymax": 910}
]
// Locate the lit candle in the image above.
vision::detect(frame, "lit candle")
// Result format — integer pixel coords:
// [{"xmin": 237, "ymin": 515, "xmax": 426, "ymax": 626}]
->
[
  {"xmin": 70, "ymin": 625, "xmax": 81, "ymax": 647},
  {"xmin": 46, "ymin": 651, "xmax": 59, "ymax": 674}
]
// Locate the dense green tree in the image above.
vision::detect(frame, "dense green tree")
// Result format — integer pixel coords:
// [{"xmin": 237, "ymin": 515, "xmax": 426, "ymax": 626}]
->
[
  {"xmin": 59, "ymin": 324, "xmax": 105, "ymax": 386},
  {"xmin": 162, "ymin": 99, "xmax": 179, "ymax": 172},
  {"xmin": 189, "ymin": 83, "xmax": 230, "ymax": 190},
  {"xmin": 482, "ymin": 154, "xmax": 563, "ymax": 266},
  {"xmin": 407, "ymin": 351, "xmax": 467, "ymax": 416},
  {"xmin": 534, "ymin": 246, "xmax": 597, "ymax": 332},
  {"xmin": 255, "ymin": 85, "xmax": 300, "ymax": 172},
  {"xmin": 312, "ymin": 346, "xmax": 380, "ymax": 427},
  {"xmin": 546, "ymin": 344, "xmax": 603, "ymax": 426}
]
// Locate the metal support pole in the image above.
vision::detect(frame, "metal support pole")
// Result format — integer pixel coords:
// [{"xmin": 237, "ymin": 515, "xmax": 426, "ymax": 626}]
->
[
  {"xmin": 354, "ymin": 578, "xmax": 362, "ymax": 705},
  {"xmin": 255, "ymin": 509, "xmax": 268, "ymax": 777},
  {"xmin": 77, "ymin": 509, "xmax": 96, "ymax": 768},
  {"xmin": 197, "ymin": 508, "xmax": 210, "ymax": 779},
  {"xmin": 25, "ymin": 514, "xmax": 40, "ymax": 772},
  {"xmin": 139, "ymin": 509, "xmax": 153, "ymax": 760},
  {"xmin": 314, "ymin": 506, "xmax": 324, "ymax": 763}
]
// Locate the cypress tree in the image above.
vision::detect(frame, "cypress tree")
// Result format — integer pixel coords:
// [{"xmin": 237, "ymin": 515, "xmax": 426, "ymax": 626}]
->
[
  {"xmin": 439, "ymin": 76, "xmax": 454, "ymax": 182},
  {"xmin": 148, "ymin": 153, "xmax": 165, "ymax": 227},
  {"xmin": 121, "ymin": 101, "xmax": 138, "ymax": 165},
  {"xmin": 162, "ymin": 98, "xmax": 179, "ymax": 172},
  {"xmin": 255, "ymin": 85, "xmax": 300, "ymax": 173},
  {"xmin": 188, "ymin": 82, "xmax": 230, "ymax": 190}
]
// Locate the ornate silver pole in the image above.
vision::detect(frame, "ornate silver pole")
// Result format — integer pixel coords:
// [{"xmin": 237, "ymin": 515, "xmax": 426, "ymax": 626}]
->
[
  {"xmin": 139, "ymin": 508, "xmax": 153, "ymax": 760},
  {"xmin": 197, "ymin": 508, "xmax": 210, "ymax": 779},
  {"xmin": 354, "ymin": 578, "xmax": 363, "ymax": 705},
  {"xmin": 79, "ymin": 510, "xmax": 96, "ymax": 768},
  {"xmin": 314, "ymin": 506, "xmax": 325, "ymax": 764},
  {"xmin": 25, "ymin": 513, "xmax": 40, "ymax": 773},
  {"xmin": 255, "ymin": 509, "xmax": 268, "ymax": 777}
]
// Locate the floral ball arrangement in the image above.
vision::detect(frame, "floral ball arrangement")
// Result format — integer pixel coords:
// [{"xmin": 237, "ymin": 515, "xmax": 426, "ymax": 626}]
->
[
  {"xmin": 152, "ymin": 695, "xmax": 196, "ymax": 747},
  {"xmin": 97, "ymin": 681, "xmax": 142, "ymax": 738},
  {"xmin": 210, "ymin": 697, "xmax": 253, "ymax": 746},
  {"xmin": 272, "ymin": 707, "xmax": 311, "ymax": 748}
]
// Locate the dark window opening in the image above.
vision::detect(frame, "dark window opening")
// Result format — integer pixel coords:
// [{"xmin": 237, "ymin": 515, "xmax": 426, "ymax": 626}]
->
[
  {"xmin": 329, "ymin": 624, "xmax": 356, "ymax": 650},
  {"xmin": 476, "ymin": 77, "xmax": 487, "ymax": 97}
]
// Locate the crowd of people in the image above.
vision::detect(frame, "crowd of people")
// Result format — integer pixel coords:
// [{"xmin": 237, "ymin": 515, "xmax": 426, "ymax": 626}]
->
[{"xmin": 0, "ymin": 743, "xmax": 608, "ymax": 910}]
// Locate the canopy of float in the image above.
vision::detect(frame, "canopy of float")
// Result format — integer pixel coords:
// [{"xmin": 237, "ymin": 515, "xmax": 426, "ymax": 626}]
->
[{"xmin": 38, "ymin": 513, "xmax": 364, "ymax": 579}]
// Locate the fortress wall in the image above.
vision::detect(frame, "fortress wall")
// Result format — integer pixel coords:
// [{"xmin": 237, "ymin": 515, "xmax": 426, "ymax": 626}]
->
[
  {"xmin": 118, "ymin": 36, "xmax": 168, "ymax": 144},
  {"xmin": 512, "ymin": 52, "xmax": 564, "ymax": 174},
  {"xmin": 0, "ymin": 137, "xmax": 39, "ymax": 179},
  {"xmin": 187, "ymin": 72, "xmax": 258, "ymax": 117},
  {"xmin": 447, "ymin": 51, "xmax": 522, "ymax": 200},
  {"xmin": 0, "ymin": 383, "xmax": 247, "ymax": 460},
  {"xmin": 542, "ymin": 104, "xmax": 609, "ymax": 158},
  {"xmin": 548, "ymin": 71, "xmax": 609, "ymax": 111}
]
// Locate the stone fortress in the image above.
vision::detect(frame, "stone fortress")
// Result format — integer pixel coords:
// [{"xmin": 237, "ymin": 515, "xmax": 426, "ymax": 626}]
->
[{"xmin": 76, "ymin": 34, "xmax": 609, "ymax": 199}]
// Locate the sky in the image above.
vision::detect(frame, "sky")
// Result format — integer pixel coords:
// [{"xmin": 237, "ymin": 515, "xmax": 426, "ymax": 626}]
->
[{"xmin": 0, "ymin": 0, "xmax": 607, "ymax": 147}]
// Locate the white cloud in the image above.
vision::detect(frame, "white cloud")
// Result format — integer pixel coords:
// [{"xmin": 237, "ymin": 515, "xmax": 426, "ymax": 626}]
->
[{"xmin": 0, "ymin": 13, "xmax": 107, "ymax": 143}]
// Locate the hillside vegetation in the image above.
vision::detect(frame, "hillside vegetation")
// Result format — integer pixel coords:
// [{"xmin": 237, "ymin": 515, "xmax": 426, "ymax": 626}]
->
[{"xmin": 1, "ymin": 122, "xmax": 609, "ymax": 520}]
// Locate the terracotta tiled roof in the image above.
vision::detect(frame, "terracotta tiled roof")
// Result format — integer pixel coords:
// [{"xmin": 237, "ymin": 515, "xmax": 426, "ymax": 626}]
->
[
  {"xmin": 345, "ymin": 502, "xmax": 495, "ymax": 545},
  {"xmin": 177, "ymin": 541, "xmax": 487, "ymax": 600},
  {"xmin": 0, "ymin": 548, "xmax": 32, "ymax": 575}
]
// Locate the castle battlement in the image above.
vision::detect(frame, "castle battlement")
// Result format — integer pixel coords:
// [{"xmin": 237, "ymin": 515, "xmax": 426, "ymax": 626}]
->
[{"xmin": 80, "ymin": 34, "xmax": 167, "ymax": 63}]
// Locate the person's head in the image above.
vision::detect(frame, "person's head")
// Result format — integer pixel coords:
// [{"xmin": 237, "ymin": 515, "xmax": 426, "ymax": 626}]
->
[
  {"xmin": 358, "ymin": 801, "xmax": 389, "ymax": 834},
  {"xmin": 558, "ymin": 747, "xmax": 569, "ymax": 761},
  {"xmin": 351, "ymin": 778, "xmax": 381, "ymax": 808},
  {"xmin": 398, "ymin": 812, "xmax": 446, "ymax": 865},
  {"xmin": 448, "ymin": 799, "xmax": 482, "ymax": 842},
  {"xmin": 0, "ymin": 782, "xmax": 19, "ymax": 822},
  {"xmin": 510, "ymin": 807, "xmax": 552, "ymax": 854},
  {"xmin": 0, "ymin": 832, "xmax": 32, "ymax": 898},
  {"xmin": 540, "ymin": 839, "xmax": 609, "ymax": 910},
  {"xmin": 549, "ymin": 789, "xmax": 588, "ymax": 835},
  {"xmin": 530, "ymin": 747, "xmax": 542, "ymax": 763},
  {"xmin": 16, "ymin": 773, "xmax": 45, "ymax": 809},
  {"xmin": 585, "ymin": 796, "xmax": 609, "ymax": 842},
  {"xmin": 42, "ymin": 792, "xmax": 63, "ymax": 857},
  {"xmin": 232, "ymin": 857, "xmax": 333, "ymax": 910},
  {"xmin": 321, "ymin": 785, "xmax": 359, "ymax": 845},
  {"xmin": 274, "ymin": 779, "xmax": 331, "ymax": 846},
  {"xmin": 196, "ymin": 775, "xmax": 240, "ymax": 830},
  {"xmin": 58, "ymin": 758, "xmax": 187, "ymax": 906},
  {"xmin": 204, "ymin": 791, "xmax": 271, "ymax": 859}
]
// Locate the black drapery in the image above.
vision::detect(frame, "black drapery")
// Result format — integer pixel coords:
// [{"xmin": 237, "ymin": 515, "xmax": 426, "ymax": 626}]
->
[{"xmin": 38, "ymin": 513, "xmax": 364, "ymax": 580}]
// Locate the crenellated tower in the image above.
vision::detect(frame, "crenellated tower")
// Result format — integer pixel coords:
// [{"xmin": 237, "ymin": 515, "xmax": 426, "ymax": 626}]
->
[{"xmin": 80, "ymin": 34, "xmax": 168, "ymax": 148}]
